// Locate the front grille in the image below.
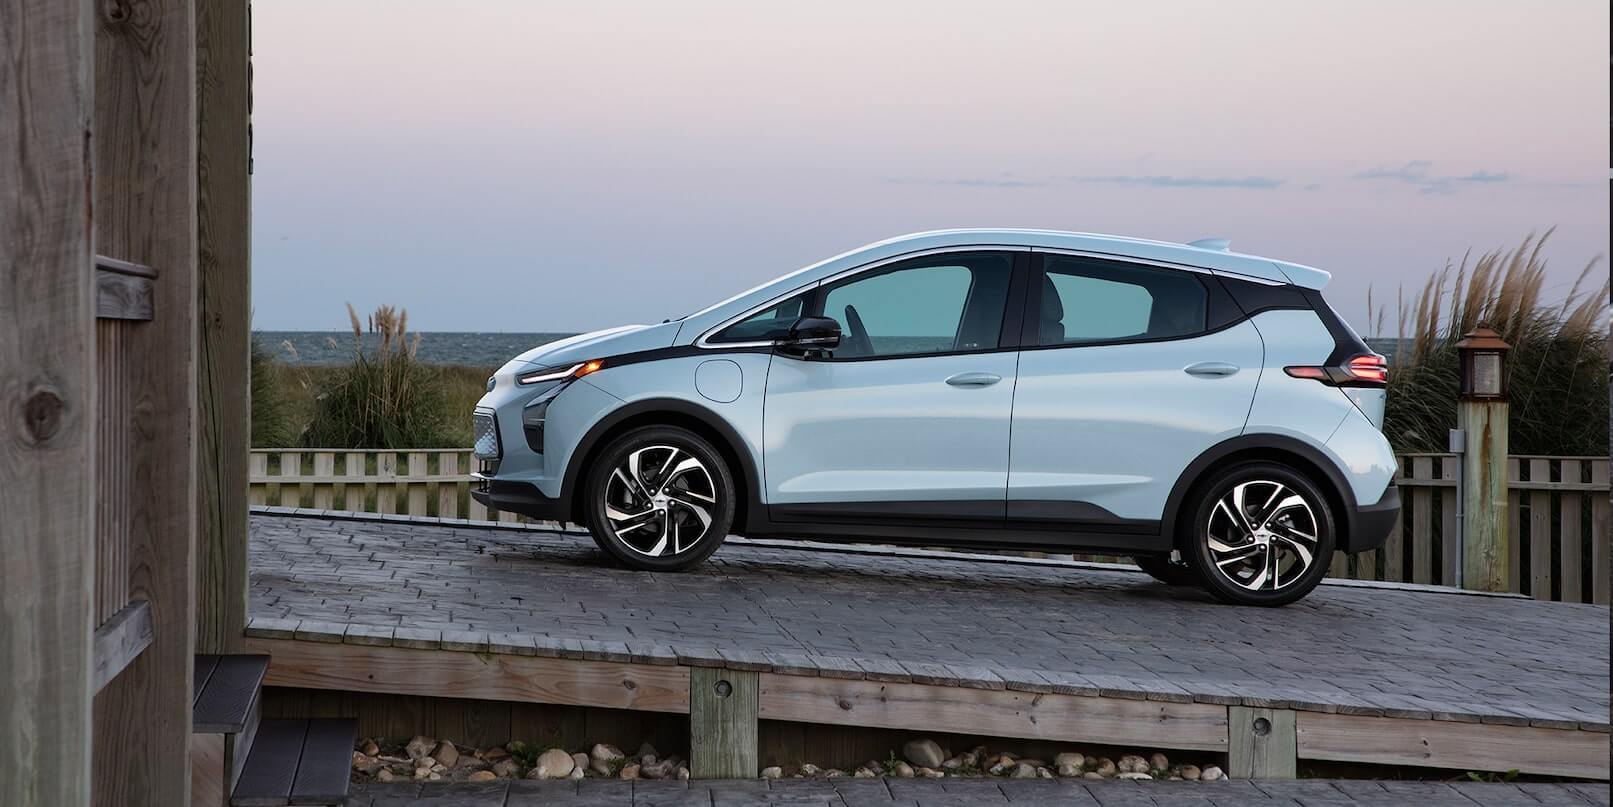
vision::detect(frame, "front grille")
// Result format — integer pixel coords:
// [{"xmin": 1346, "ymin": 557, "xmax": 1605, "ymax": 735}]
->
[{"xmin": 472, "ymin": 410, "xmax": 501, "ymax": 459}]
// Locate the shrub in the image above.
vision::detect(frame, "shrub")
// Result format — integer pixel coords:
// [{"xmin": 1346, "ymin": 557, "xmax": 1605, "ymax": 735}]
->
[
  {"xmin": 1375, "ymin": 230, "xmax": 1608, "ymax": 456},
  {"xmin": 249, "ymin": 335, "xmax": 298, "ymax": 448},
  {"xmin": 301, "ymin": 305, "xmax": 456, "ymax": 448}
]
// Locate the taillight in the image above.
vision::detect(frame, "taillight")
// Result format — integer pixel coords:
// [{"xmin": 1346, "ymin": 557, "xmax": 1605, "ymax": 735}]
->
[{"xmin": 1284, "ymin": 354, "xmax": 1387, "ymax": 387}]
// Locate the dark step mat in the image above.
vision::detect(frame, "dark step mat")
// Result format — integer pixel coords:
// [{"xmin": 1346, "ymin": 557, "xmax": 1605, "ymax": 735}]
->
[
  {"xmin": 232, "ymin": 718, "xmax": 355, "ymax": 806},
  {"xmin": 193, "ymin": 654, "xmax": 270, "ymax": 733}
]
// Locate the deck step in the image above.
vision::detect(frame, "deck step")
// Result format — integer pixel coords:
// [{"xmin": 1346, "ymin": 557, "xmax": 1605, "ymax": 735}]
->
[
  {"xmin": 193, "ymin": 654, "xmax": 269, "ymax": 733},
  {"xmin": 231, "ymin": 718, "xmax": 356, "ymax": 807}
]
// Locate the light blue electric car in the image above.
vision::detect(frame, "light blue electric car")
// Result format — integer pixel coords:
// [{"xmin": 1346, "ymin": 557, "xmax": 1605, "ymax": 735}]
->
[{"xmin": 472, "ymin": 230, "xmax": 1398, "ymax": 605}]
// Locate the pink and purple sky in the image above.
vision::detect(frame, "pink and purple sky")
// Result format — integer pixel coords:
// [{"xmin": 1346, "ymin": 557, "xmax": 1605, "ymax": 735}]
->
[{"xmin": 251, "ymin": 1, "xmax": 1610, "ymax": 333}]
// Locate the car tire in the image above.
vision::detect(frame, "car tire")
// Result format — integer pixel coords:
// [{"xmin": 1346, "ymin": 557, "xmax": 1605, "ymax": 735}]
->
[
  {"xmin": 1133, "ymin": 555, "xmax": 1200, "ymax": 587},
  {"xmin": 582, "ymin": 425, "xmax": 735, "ymax": 571},
  {"xmin": 1184, "ymin": 461, "xmax": 1336, "ymax": 607}
]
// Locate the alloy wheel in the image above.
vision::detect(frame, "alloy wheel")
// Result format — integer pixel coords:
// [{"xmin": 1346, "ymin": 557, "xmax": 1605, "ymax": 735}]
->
[
  {"xmin": 1204, "ymin": 479, "xmax": 1320, "ymax": 592},
  {"xmin": 602, "ymin": 445, "xmax": 719, "ymax": 558}
]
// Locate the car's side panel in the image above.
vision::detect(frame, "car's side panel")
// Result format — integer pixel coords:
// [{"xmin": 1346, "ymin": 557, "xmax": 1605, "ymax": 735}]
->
[
  {"xmin": 1007, "ymin": 320, "xmax": 1263, "ymax": 522},
  {"xmin": 1240, "ymin": 309, "xmax": 1358, "ymax": 450},
  {"xmin": 1324, "ymin": 405, "xmax": 1398, "ymax": 508}
]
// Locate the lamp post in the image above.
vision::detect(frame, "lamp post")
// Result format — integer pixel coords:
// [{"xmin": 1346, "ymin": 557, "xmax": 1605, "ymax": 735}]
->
[{"xmin": 1455, "ymin": 326, "xmax": 1511, "ymax": 592}]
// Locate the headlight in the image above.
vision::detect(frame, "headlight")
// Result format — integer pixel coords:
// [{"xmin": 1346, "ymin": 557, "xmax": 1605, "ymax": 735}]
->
[{"xmin": 517, "ymin": 359, "xmax": 604, "ymax": 386}]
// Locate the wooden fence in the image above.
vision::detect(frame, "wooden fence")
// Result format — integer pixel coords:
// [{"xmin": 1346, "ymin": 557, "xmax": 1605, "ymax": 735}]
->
[{"xmin": 249, "ymin": 449, "xmax": 1611, "ymax": 604}]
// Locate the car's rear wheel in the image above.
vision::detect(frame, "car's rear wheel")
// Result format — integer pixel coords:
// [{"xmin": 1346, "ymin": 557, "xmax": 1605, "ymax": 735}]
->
[
  {"xmin": 582, "ymin": 425, "xmax": 735, "ymax": 571},
  {"xmin": 1184, "ymin": 462, "xmax": 1336, "ymax": 606},
  {"xmin": 1133, "ymin": 554, "xmax": 1199, "ymax": 587}
]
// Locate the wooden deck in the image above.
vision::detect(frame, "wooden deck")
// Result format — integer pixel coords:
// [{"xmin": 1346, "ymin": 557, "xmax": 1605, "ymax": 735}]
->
[{"xmin": 248, "ymin": 508, "xmax": 1611, "ymax": 780}]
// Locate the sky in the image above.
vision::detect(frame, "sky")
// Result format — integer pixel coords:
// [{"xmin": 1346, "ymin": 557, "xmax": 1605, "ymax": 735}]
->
[{"xmin": 251, "ymin": 1, "xmax": 1610, "ymax": 334}]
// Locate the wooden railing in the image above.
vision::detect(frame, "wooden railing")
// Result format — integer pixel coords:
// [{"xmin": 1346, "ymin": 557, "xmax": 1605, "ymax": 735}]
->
[{"xmin": 250, "ymin": 449, "xmax": 1611, "ymax": 604}]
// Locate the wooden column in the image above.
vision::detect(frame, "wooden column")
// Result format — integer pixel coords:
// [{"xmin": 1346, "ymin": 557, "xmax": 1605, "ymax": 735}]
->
[
  {"xmin": 194, "ymin": 0, "xmax": 252, "ymax": 654},
  {"xmin": 1, "ymin": 2, "xmax": 99, "ymax": 805},
  {"xmin": 1459, "ymin": 400, "xmax": 1509, "ymax": 592},
  {"xmin": 690, "ymin": 668, "xmax": 759, "ymax": 779},
  {"xmin": 91, "ymin": 0, "xmax": 200, "ymax": 803},
  {"xmin": 1227, "ymin": 706, "xmax": 1297, "ymax": 779}
]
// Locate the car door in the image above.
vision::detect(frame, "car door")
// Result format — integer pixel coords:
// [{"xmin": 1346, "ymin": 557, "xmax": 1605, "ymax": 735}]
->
[
  {"xmin": 763, "ymin": 250, "xmax": 1026, "ymax": 523},
  {"xmin": 1007, "ymin": 252, "xmax": 1262, "ymax": 533}
]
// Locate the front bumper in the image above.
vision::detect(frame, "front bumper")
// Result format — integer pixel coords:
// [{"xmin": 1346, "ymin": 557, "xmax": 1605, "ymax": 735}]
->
[
  {"xmin": 1342, "ymin": 485, "xmax": 1400, "ymax": 554},
  {"xmin": 471, "ymin": 476, "xmax": 571, "ymax": 523}
]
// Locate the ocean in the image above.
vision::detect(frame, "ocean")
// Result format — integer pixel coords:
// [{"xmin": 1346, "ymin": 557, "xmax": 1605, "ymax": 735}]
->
[{"xmin": 257, "ymin": 331, "xmax": 1402, "ymax": 367}]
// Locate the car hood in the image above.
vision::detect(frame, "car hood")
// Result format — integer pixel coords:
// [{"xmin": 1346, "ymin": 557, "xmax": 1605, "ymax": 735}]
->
[{"xmin": 502, "ymin": 321, "xmax": 681, "ymax": 373}]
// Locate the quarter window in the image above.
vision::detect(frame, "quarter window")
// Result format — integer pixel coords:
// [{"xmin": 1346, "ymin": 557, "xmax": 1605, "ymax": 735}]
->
[
  {"xmin": 1038, "ymin": 257, "xmax": 1208, "ymax": 345},
  {"xmin": 818, "ymin": 253, "xmax": 1012, "ymax": 359},
  {"xmin": 709, "ymin": 293, "xmax": 809, "ymax": 343}
]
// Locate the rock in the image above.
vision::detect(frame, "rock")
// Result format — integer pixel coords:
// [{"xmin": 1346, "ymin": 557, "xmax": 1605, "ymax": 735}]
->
[
  {"xmin": 361, "ymin": 739, "xmax": 380, "ymax": 756},
  {"xmin": 1011, "ymin": 763, "xmax": 1036, "ymax": 778},
  {"xmin": 799, "ymin": 763, "xmax": 821, "ymax": 777},
  {"xmin": 433, "ymin": 741, "xmax": 460, "ymax": 768},
  {"xmin": 823, "ymin": 769, "xmax": 844, "ymax": 778},
  {"xmin": 1017, "ymin": 758, "xmax": 1046, "ymax": 769},
  {"xmin": 619, "ymin": 763, "xmax": 640, "ymax": 779},
  {"xmin": 1200, "ymin": 765, "xmax": 1224, "ymax": 781},
  {"xmin": 941, "ymin": 755, "xmax": 964, "ymax": 770},
  {"xmin": 893, "ymin": 762, "xmax": 915, "ymax": 778},
  {"xmin": 865, "ymin": 760, "xmax": 885, "ymax": 775},
  {"xmin": 571, "ymin": 752, "xmax": 589, "ymax": 770},
  {"xmin": 352, "ymin": 752, "xmax": 373, "ymax": 771},
  {"xmin": 415, "ymin": 756, "xmax": 436, "ymax": 771},
  {"xmin": 1179, "ymin": 764, "xmax": 1200, "ymax": 781},
  {"xmin": 1056, "ymin": 763, "xmax": 1081, "ymax": 778},
  {"xmin": 428, "ymin": 772, "xmax": 441, "ymax": 781},
  {"xmin": 1054, "ymin": 752, "xmax": 1084, "ymax": 770},
  {"xmin": 959, "ymin": 750, "xmax": 981, "ymax": 768},
  {"xmin": 1118, "ymin": 772, "xmax": 1153, "ymax": 780},
  {"xmin": 854, "ymin": 767, "xmax": 875, "ymax": 778},
  {"xmin": 988, "ymin": 759, "xmax": 1013, "ymax": 776},
  {"xmin": 430, "ymin": 763, "xmax": 446, "ymax": 773},
  {"xmin": 677, "ymin": 766, "xmax": 689, "ymax": 781},
  {"xmin": 917, "ymin": 766, "xmax": 945, "ymax": 778},
  {"xmin": 640, "ymin": 759, "xmax": 674, "ymax": 780},
  {"xmin": 467, "ymin": 770, "xmax": 497, "ymax": 782},
  {"xmin": 483, "ymin": 746, "xmax": 510, "ymax": 763},
  {"xmin": 406, "ymin": 736, "xmax": 435, "ymax": 761},
  {"xmin": 1095, "ymin": 758, "xmax": 1117, "ymax": 777},
  {"xmin": 997, "ymin": 753, "xmax": 1017, "ymax": 766},
  {"xmin": 413, "ymin": 767, "xmax": 430, "ymax": 781},
  {"xmin": 1149, "ymin": 752, "xmax": 1169, "ymax": 772},
  {"xmin": 533, "ymin": 748, "xmax": 576, "ymax": 779},
  {"xmin": 1036, "ymin": 766, "xmax": 1054, "ymax": 779},
  {"xmin": 376, "ymin": 768, "xmax": 395, "ymax": 783},
  {"xmin": 635, "ymin": 743, "xmax": 658, "ymax": 762},
  {"xmin": 903, "ymin": 738, "xmax": 945, "ymax": 769},
  {"xmin": 1082, "ymin": 771, "xmax": 1104, "ymax": 780},
  {"xmin": 492, "ymin": 758, "xmax": 520, "ymax": 779},
  {"xmin": 568, "ymin": 766, "xmax": 584, "ymax": 780},
  {"xmin": 1118, "ymin": 754, "xmax": 1147, "ymax": 774},
  {"xmin": 761, "ymin": 766, "xmax": 782, "ymax": 779}
]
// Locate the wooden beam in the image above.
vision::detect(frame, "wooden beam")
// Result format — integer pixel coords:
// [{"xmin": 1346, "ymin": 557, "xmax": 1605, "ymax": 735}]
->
[
  {"xmin": 756, "ymin": 673, "xmax": 1229, "ymax": 751},
  {"xmin": 243, "ymin": 638, "xmax": 691, "ymax": 714},
  {"xmin": 690, "ymin": 668, "xmax": 759, "ymax": 779},
  {"xmin": 92, "ymin": 600, "xmax": 154, "ymax": 693},
  {"xmin": 1, "ymin": 2, "xmax": 98, "ymax": 805},
  {"xmin": 91, "ymin": 0, "xmax": 200, "ymax": 804},
  {"xmin": 1227, "ymin": 705, "xmax": 1297, "ymax": 779},
  {"xmin": 194, "ymin": 0, "xmax": 251, "ymax": 655},
  {"xmin": 95, "ymin": 269, "xmax": 154, "ymax": 320},
  {"xmin": 1296, "ymin": 712, "xmax": 1609, "ymax": 779}
]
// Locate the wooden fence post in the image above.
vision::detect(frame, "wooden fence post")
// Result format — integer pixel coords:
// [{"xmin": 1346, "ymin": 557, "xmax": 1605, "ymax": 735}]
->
[
  {"xmin": 1455, "ymin": 328, "xmax": 1511, "ymax": 593},
  {"xmin": 1227, "ymin": 706, "xmax": 1297, "ymax": 778},
  {"xmin": 689, "ymin": 668, "xmax": 759, "ymax": 779}
]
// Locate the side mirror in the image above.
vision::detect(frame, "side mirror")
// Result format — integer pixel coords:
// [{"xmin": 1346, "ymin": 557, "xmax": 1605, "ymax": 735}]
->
[{"xmin": 777, "ymin": 316, "xmax": 841, "ymax": 353}]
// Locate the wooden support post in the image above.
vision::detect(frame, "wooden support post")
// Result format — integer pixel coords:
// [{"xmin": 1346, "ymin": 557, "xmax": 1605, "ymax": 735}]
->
[
  {"xmin": 1, "ymin": 1, "xmax": 99, "ymax": 804},
  {"xmin": 690, "ymin": 668, "xmax": 759, "ymax": 779},
  {"xmin": 1459, "ymin": 399, "xmax": 1509, "ymax": 592},
  {"xmin": 1227, "ymin": 705, "xmax": 1297, "ymax": 779},
  {"xmin": 195, "ymin": 0, "xmax": 253, "ymax": 655}
]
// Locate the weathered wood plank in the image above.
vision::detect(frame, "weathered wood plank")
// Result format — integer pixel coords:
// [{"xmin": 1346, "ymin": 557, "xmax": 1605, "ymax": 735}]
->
[
  {"xmin": 1440, "ymin": 456, "xmax": 1459, "ymax": 586},
  {"xmin": 438, "ymin": 453, "xmax": 460, "ymax": 518},
  {"xmin": 1558, "ymin": 460, "xmax": 1582, "ymax": 602},
  {"xmin": 1296, "ymin": 712, "xmax": 1608, "ymax": 779},
  {"xmin": 244, "ymin": 637, "xmax": 690, "ymax": 714},
  {"xmin": 1529, "ymin": 458, "xmax": 1551, "ymax": 600},
  {"xmin": 408, "ymin": 451, "xmax": 428, "ymax": 514},
  {"xmin": 344, "ymin": 452, "xmax": 364, "ymax": 511},
  {"xmin": 191, "ymin": 732, "xmax": 226, "ymax": 807},
  {"xmin": 1227, "ymin": 705, "xmax": 1296, "ymax": 779},
  {"xmin": 1409, "ymin": 456, "xmax": 1432, "ymax": 584},
  {"xmin": 278, "ymin": 451, "xmax": 302, "ymax": 507},
  {"xmin": 92, "ymin": 600, "xmax": 154, "ymax": 693},
  {"xmin": 90, "ymin": 0, "xmax": 201, "ymax": 803},
  {"xmin": 96, "ymin": 270, "xmax": 155, "ymax": 320},
  {"xmin": 690, "ymin": 668, "xmax": 759, "ymax": 779},
  {"xmin": 0, "ymin": 2, "xmax": 98, "ymax": 802},
  {"xmin": 756, "ymin": 673, "xmax": 1228, "ymax": 751},
  {"xmin": 1592, "ymin": 460, "xmax": 1609, "ymax": 604}
]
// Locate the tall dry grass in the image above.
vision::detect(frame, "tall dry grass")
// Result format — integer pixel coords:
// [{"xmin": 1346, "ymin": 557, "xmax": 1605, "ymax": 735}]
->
[
  {"xmin": 1374, "ymin": 230, "xmax": 1609, "ymax": 455},
  {"xmin": 299, "ymin": 305, "xmax": 458, "ymax": 448}
]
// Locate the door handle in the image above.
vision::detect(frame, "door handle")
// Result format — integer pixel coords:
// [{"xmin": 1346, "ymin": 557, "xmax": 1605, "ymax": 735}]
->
[
  {"xmin": 1184, "ymin": 361, "xmax": 1239, "ymax": 378},
  {"xmin": 945, "ymin": 371, "xmax": 1002, "ymax": 387}
]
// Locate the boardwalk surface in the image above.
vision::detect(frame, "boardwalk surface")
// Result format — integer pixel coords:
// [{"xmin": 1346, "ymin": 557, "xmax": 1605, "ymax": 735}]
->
[
  {"xmin": 249, "ymin": 511, "xmax": 1609, "ymax": 728},
  {"xmin": 350, "ymin": 778, "xmax": 1610, "ymax": 806}
]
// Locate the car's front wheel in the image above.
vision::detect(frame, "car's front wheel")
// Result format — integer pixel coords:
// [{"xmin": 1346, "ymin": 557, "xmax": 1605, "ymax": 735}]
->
[
  {"xmin": 582, "ymin": 425, "xmax": 735, "ymax": 571},
  {"xmin": 1184, "ymin": 462, "xmax": 1336, "ymax": 606}
]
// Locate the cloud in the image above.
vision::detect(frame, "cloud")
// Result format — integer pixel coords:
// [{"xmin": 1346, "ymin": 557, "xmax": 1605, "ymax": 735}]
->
[
  {"xmin": 885, "ymin": 175, "xmax": 1049, "ymax": 188},
  {"xmin": 1354, "ymin": 160, "xmax": 1434, "ymax": 182},
  {"xmin": 1353, "ymin": 161, "xmax": 1512, "ymax": 194},
  {"xmin": 1069, "ymin": 174, "xmax": 1285, "ymax": 189}
]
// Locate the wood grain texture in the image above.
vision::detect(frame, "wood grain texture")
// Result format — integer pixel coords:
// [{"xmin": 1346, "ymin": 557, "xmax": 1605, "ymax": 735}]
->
[
  {"xmin": 91, "ymin": 599, "xmax": 154, "ymax": 693},
  {"xmin": 95, "ymin": 269, "xmax": 155, "ymax": 319},
  {"xmin": 1459, "ymin": 401, "xmax": 1509, "ymax": 593},
  {"xmin": 193, "ymin": 0, "xmax": 251, "ymax": 658},
  {"xmin": 244, "ymin": 637, "xmax": 691, "ymax": 714},
  {"xmin": 1227, "ymin": 705, "xmax": 1296, "ymax": 779},
  {"xmin": 190, "ymin": 733, "xmax": 225, "ymax": 807},
  {"xmin": 690, "ymin": 668, "xmax": 759, "ymax": 779},
  {"xmin": 0, "ymin": 0, "xmax": 98, "ymax": 804},
  {"xmin": 756, "ymin": 674, "xmax": 1229, "ymax": 751},
  {"xmin": 90, "ymin": 0, "xmax": 201, "ymax": 804},
  {"xmin": 1296, "ymin": 712, "xmax": 1609, "ymax": 779}
]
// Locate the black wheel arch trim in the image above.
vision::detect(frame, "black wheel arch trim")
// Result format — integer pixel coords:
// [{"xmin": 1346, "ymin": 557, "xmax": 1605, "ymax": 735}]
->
[{"xmin": 559, "ymin": 396, "xmax": 764, "ymax": 527}]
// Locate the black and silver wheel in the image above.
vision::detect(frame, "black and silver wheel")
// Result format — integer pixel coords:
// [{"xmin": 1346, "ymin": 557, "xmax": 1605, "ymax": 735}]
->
[
  {"xmin": 1184, "ymin": 462, "xmax": 1335, "ymax": 606},
  {"xmin": 582, "ymin": 425, "xmax": 735, "ymax": 571},
  {"xmin": 1133, "ymin": 554, "xmax": 1199, "ymax": 587}
]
